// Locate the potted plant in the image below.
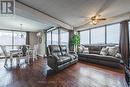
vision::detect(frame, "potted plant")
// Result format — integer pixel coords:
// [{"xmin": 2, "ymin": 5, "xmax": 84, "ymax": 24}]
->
[{"xmin": 71, "ymin": 33, "xmax": 80, "ymax": 52}]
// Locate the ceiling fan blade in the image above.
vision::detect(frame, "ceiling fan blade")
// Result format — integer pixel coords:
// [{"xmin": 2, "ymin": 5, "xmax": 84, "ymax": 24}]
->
[
  {"xmin": 95, "ymin": 0, "xmax": 116, "ymax": 16},
  {"xmin": 97, "ymin": 18, "xmax": 106, "ymax": 20}
]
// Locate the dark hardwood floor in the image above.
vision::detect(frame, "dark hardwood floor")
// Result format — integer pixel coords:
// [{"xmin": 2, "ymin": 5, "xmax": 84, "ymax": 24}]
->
[{"xmin": 0, "ymin": 57, "xmax": 128, "ymax": 87}]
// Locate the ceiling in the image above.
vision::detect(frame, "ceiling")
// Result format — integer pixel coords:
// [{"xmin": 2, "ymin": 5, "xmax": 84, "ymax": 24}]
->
[
  {"xmin": 0, "ymin": 15, "xmax": 53, "ymax": 32},
  {"xmin": 17, "ymin": 0, "xmax": 130, "ymax": 28},
  {"xmin": 1, "ymin": 0, "xmax": 130, "ymax": 31}
]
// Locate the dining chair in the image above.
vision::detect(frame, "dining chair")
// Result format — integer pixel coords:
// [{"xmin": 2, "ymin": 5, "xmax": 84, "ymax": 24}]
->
[
  {"xmin": 33, "ymin": 44, "xmax": 39, "ymax": 60},
  {"xmin": 21, "ymin": 45, "xmax": 30, "ymax": 63},
  {"xmin": 28, "ymin": 44, "xmax": 39, "ymax": 61},
  {"xmin": 0, "ymin": 45, "xmax": 10, "ymax": 66},
  {"xmin": 0, "ymin": 45, "xmax": 29, "ymax": 67}
]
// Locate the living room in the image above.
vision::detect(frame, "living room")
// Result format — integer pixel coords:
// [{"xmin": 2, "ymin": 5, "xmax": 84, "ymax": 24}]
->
[{"xmin": 0, "ymin": 0, "xmax": 130, "ymax": 87}]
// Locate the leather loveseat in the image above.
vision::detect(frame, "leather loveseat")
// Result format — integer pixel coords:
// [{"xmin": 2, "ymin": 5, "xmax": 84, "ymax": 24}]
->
[{"xmin": 47, "ymin": 45, "xmax": 78, "ymax": 72}]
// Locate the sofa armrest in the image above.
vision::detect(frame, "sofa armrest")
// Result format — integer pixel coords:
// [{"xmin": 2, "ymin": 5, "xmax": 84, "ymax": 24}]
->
[
  {"xmin": 47, "ymin": 55, "xmax": 59, "ymax": 70},
  {"xmin": 48, "ymin": 55, "xmax": 60, "ymax": 60}
]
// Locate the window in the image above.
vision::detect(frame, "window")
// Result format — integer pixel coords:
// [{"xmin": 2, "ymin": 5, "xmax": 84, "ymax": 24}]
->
[
  {"xmin": 129, "ymin": 22, "xmax": 130, "ymax": 28},
  {"xmin": 91, "ymin": 27, "xmax": 105, "ymax": 44},
  {"xmin": 60, "ymin": 30, "xmax": 69, "ymax": 46},
  {"xmin": 46, "ymin": 28, "xmax": 69, "ymax": 47},
  {"xmin": 0, "ymin": 30, "xmax": 12, "ymax": 52},
  {"xmin": 0, "ymin": 30, "xmax": 26, "ymax": 54},
  {"xmin": 129, "ymin": 22, "xmax": 130, "ymax": 41},
  {"xmin": 106, "ymin": 24, "xmax": 120, "ymax": 44},
  {"xmin": 47, "ymin": 32, "xmax": 51, "ymax": 46},
  {"xmin": 14, "ymin": 32, "xmax": 26, "ymax": 45},
  {"xmin": 80, "ymin": 30, "xmax": 89, "ymax": 44},
  {"xmin": 52, "ymin": 29, "xmax": 58, "ymax": 45},
  {"xmin": 80, "ymin": 23, "xmax": 121, "ymax": 45},
  {"xmin": 0, "ymin": 30, "xmax": 12, "ymax": 45}
]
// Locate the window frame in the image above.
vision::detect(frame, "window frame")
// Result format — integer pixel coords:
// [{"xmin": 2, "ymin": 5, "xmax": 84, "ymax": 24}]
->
[
  {"xmin": 0, "ymin": 30, "xmax": 26, "ymax": 54},
  {"xmin": 52, "ymin": 29, "xmax": 59, "ymax": 45},
  {"xmin": 60, "ymin": 29, "xmax": 69, "ymax": 46},
  {"xmin": 46, "ymin": 28, "xmax": 69, "ymax": 47},
  {"xmin": 79, "ymin": 23, "xmax": 120, "ymax": 45},
  {"xmin": 106, "ymin": 23, "xmax": 120, "ymax": 44},
  {"xmin": 80, "ymin": 29, "xmax": 90, "ymax": 45},
  {"xmin": 91, "ymin": 26, "xmax": 106, "ymax": 44}
]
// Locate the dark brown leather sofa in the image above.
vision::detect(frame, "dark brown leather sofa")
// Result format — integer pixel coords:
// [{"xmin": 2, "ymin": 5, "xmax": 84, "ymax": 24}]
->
[
  {"xmin": 47, "ymin": 45, "xmax": 78, "ymax": 72},
  {"xmin": 78, "ymin": 44, "xmax": 122, "ymax": 68}
]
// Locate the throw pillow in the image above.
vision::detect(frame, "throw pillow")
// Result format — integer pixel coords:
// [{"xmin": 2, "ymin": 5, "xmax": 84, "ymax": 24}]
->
[
  {"xmin": 83, "ymin": 47, "xmax": 89, "ymax": 54},
  {"xmin": 78, "ymin": 46, "xmax": 84, "ymax": 53},
  {"xmin": 115, "ymin": 53, "xmax": 122, "ymax": 58},
  {"xmin": 107, "ymin": 46, "xmax": 118, "ymax": 57},
  {"xmin": 100, "ymin": 47, "xmax": 108, "ymax": 56}
]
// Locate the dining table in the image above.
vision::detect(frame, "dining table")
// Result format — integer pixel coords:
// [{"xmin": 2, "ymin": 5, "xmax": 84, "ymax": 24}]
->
[{"xmin": 8, "ymin": 45, "xmax": 31, "ymax": 65}]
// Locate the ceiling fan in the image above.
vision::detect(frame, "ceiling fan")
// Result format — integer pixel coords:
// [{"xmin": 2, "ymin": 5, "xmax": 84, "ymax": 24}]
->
[{"xmin": 85, "ymin": 15, "xmax": 106, "ymax": 25}]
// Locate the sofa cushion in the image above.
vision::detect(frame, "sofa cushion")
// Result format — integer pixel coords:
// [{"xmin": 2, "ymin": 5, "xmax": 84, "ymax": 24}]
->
[
  {"xmin": 89, "ymin": 46, "xmax": 102, "ymax": 54},
  {"xmin": 89, "ymin": 50, "xmax": 100, "ymax": 54},
  {"xmin": 67, "ymin": 54, "xmax": 77, "ymax": 60},
  {"xmin": 49, "ymin": 45, "xmax": 62, "ymax": 56},
  {"xmin": 57, "ymin": 56, "xmax": 71, "ymax": 65},
  {"xmin": 78, "ymin": 53, "xmax": 121, "ymax": 63},
  {"xmin": 91, "ymin": 46, "xmax": 102, "ymax": 50}
]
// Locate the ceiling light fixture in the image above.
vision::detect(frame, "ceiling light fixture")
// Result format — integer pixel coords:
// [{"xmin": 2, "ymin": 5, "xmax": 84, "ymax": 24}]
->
[
  {"xmin": 90, "ymin": 20, "xmax": 98, "ymax": 25},
  {"xmin": 82, "ymin": 15, "xmax": 106, "ymax": 25},
  {"xmin": 20, "ymin": 24, "xmax": 24, "ymax": 38}
]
